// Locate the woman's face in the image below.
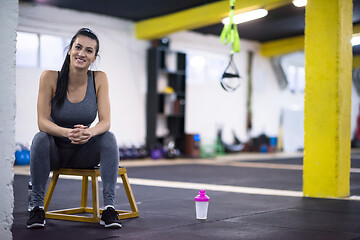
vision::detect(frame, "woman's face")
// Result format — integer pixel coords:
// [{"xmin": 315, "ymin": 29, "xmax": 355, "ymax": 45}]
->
[{"xmin": 68, "ymin": 35, "xmax": 97, "ymax": 70}]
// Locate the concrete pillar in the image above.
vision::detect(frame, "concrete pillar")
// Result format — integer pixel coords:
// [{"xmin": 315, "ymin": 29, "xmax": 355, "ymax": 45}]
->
[
  {"xmin": 0, "ymin": 0, "xmax": 18, "ymax": 239},
  {"xmin": 303, "ymin": 0, "xmax": 352, "ymax": 198}
]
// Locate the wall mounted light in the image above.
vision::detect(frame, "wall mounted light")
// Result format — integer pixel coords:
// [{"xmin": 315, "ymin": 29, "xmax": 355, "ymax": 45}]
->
[
  {"xmin": 222, "ymin": 9, "xmax": 268, "ymax": 25},
  {"xmin": 293, "ymin": 0, "xmax": 307, "ymax": 7}
]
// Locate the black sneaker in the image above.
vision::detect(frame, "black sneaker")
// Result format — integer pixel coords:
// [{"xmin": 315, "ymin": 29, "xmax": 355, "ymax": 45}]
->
[
  {"xmin": 27, "ymin": 206, "xmax": 46, "ymax": 229},
  {"xmin": 100, "ymin": 207, "xmax": 122, "ymax": 228}
]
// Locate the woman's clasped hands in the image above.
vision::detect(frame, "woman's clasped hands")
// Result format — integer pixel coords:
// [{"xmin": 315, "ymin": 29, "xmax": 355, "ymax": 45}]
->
[{"xmin": 68, "ymin": 124, "xmax": 92, "ymax": 144}]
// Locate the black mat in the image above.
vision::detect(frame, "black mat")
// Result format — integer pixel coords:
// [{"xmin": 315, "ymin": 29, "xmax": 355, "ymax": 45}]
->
[
  {"xmin": 244, "ymin": 157, "xmax": 360, "ymax": 169},
  {"xmin": 12, "ymin": 162, "xmax": 360, "ymax": 240},
  {"xmin": 242, "ymin": 157, "xmax": 303, "ymax": 165},
  {"xmin": 127, "ymin": 164, "xmax": 303, "ymax": 191}
]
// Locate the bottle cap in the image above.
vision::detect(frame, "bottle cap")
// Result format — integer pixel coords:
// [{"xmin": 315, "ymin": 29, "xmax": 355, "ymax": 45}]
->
[{"xmin": 194, "ymin": 189, "xmax": 210, "ymax": 202}]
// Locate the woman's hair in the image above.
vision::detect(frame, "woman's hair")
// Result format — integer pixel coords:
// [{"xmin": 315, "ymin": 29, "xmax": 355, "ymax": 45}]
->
[{"xmin": 52, "ymin": 28, "xmax": 99, "ymax": 109}]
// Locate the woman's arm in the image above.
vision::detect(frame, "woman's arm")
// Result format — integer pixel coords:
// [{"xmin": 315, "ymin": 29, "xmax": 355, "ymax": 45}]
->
[
  {"xmin": 37, "ymin": 70, "xmax": 72, "ymax": 138},
  {"xmin": 89, "ymin": 71, "xmax": 111, "ymax": 136}
]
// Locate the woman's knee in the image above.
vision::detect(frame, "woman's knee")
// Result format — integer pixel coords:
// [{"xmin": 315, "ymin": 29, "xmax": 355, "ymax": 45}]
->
[
  {"xmin": 31, "ymin": 132, "xmax": 52, "ymax": 151},
  {"xmin": 98, "ymin": 131, "xmax": 117, "ymax": 147}
]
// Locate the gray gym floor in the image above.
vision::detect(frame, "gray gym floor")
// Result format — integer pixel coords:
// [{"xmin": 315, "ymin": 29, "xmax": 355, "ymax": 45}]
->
[{"xmin": 11, "ymin": 153, "xmax": 360, "ymax": 240}]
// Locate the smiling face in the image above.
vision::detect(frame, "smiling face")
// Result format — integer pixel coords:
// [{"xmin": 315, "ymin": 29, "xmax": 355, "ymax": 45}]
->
[{"xmin": 68, "ymin": 35, "xmax": 98, "ymax": 70}]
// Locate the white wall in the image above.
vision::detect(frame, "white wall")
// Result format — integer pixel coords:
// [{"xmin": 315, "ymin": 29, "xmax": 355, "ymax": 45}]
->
[
  {"xmin": 17, "ymin": 3, "xmax": 288, "ymax": 149},
  {"xmin": 169, "ymin": 32, "xmax": 306, "ymax": 144},
  {"xmin": 169, "ymin": 31, "xmax": 360, "ymax": 149},
  {"xmin": 17, "ymin": 4, "xmax": 149, "ymax": 146},
  {"xmin": 0, "ymin": 0, "xmax": 17, "ymax": 239},
  {"xmin": 169, "ymin": 32, "xmax": 254, "ymax": 143},
  {"xmin": 16, "ymin": 3, "xmax": 359, "ymax": 152}
]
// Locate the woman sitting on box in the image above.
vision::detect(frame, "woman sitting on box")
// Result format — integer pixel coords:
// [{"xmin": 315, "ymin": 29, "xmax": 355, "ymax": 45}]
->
[{"xmin": 27, "ymin": 28, "xmax": 121, "ymax": 229}]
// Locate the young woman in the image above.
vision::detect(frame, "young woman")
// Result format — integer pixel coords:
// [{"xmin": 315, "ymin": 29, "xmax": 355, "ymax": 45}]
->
[{"xmin": 27, "ymin": 28, "xmax": 121, "ymax": 229}]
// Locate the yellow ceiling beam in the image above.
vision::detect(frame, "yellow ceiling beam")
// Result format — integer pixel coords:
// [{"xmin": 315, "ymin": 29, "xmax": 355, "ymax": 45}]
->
[
  {"xmin": 260, "ymin": 23, "xmax": 360, "ymax": 58},
  {"xmin": 260, "ymin": 35, "xmax": 304, "ymax": 57},
  {"xmin": 135, "ymin": 0, "xmax": 292, "ymax": 40}
]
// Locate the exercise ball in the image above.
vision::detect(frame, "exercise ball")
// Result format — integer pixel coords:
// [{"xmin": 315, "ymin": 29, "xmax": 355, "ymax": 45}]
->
[
  {"xmin": 150, "ymin": 148, "xmax": 163, "ymax": 160},
  {"xmin": 15, "ymin": 149, "xmax": 30, "ymax": 165}
]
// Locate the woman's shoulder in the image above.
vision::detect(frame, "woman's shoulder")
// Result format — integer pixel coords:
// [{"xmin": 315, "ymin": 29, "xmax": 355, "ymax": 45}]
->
[
  {"xmin": 93, "ymin": 70, "xmax": 107, "ymax": 79},
  {"xmin": 93, "ymin": 70, "xmax": 108, "ymax": 84},
  {"xmin": 41, "ymin": 70, "xmax": 58, "ymax": 77},
  {"xmin": 39, "ymin": 70, "xmax": 58, "ymax": 88},
  {"xmin": 40, "ymin": 70, "xmax": 58, "ymax": 81}
]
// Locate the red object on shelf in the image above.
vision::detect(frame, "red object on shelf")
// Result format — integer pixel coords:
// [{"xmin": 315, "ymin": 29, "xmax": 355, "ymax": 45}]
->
[{"xmin": 185, "ymin": 134, "xmax": 201, "ymax": 158}]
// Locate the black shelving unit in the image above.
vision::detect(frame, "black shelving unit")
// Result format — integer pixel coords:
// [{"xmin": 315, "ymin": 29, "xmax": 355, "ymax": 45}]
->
[{"xmin": 146, "ymin": 47, "xmax": 187, "ymax": 154}]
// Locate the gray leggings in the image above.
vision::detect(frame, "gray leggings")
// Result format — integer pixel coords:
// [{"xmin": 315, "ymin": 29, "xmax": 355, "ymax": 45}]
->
[{"xmin": 30, "ymin": 131, "xmax": 119, "ymax": 207}]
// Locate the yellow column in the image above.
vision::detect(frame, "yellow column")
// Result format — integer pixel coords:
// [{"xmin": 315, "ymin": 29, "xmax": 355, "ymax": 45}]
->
[{"xmin": 303, "ymin": 0, "xmax": 352, "ymax": 198}]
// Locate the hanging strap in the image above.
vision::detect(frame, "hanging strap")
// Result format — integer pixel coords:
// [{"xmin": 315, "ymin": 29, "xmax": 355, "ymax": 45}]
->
[
  {"xmin": 220, "ymin": 78, "xmax": 240, "ymax": 92},
  {"xmin": 220, "ymin": 54, "xmax": 241, "ymax": 92},
  {"xmin": 223, "ymin": 54, "xmax": 239, "ymax": 75}
]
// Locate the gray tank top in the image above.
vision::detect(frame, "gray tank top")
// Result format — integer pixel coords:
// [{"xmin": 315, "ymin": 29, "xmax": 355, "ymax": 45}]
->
[{"xmin": 51, "ymin": 71, "xmax": 97, "ymax": 129}]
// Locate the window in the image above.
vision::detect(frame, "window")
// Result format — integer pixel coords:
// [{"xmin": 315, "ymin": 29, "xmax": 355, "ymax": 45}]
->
[
  {"xmin": 187, "ymin": 51, "xmax": 227, "ymax": 84},
  {"xmin": 16, "ymin": 31, "xmax": 69, "ymax": 69},
  {"xmin": 40, "ymin": 34, "xmax": 68, "ymax": 70},
  {"xmin": 16, "ymin": 32, "xmax": 39, "ymax": 68},
  {"xmin": 280, "ymin": 51, "xmax": 305, "ymax": 93}
]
